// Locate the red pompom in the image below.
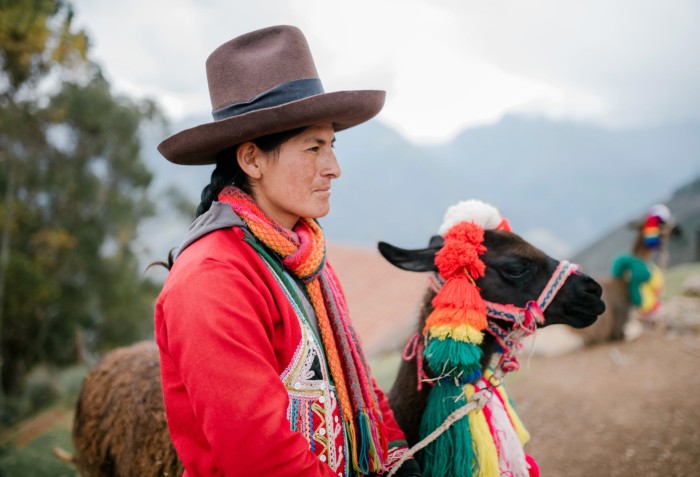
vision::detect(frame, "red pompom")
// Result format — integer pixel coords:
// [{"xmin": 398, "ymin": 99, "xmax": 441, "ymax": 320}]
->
[{"xmin": 435, "ymin": 222, "xmax": 486, "ymax": 279}]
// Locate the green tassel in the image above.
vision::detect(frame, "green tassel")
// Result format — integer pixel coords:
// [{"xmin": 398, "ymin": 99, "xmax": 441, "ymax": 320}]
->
[
  {"xmin": 355, "ymin": 413, "xmax": 370, "ymax": 473},
  {"xmin": 425, "ymin": 337, "xmax": 483, "ymax": 377},
  {"xmin": 419, "ymin": 381, "xmax": 475, "ymax": 477}
]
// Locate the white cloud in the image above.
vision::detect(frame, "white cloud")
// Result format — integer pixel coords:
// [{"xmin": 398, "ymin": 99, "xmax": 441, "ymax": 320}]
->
[
  {"xmin": 383, "ymin": 50, "xmax": 564, "ymax": 143},
  {"xmin": 72, "ymin": 0, "xmax": 700, "ymax": 143},
  {"xmin": 444, "ymin": 0, "xmax": 700, "ymax": 129}
]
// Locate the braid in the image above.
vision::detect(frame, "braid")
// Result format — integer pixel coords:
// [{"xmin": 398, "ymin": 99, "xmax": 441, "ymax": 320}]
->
[{"xmin": 196, "ymin": 149, "xmax": 242, "ymax": 217}]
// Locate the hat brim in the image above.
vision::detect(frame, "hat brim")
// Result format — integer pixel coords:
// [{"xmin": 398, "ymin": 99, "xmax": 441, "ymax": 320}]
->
[{"xmin": 158, "ymin": 90, "xmax": 385, "ymax": 165}]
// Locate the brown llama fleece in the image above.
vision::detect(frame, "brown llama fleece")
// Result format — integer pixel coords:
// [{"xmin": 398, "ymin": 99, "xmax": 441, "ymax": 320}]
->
[{"xmin": 72, "ymin": 341, "xmax": 183, "ymax": 477}]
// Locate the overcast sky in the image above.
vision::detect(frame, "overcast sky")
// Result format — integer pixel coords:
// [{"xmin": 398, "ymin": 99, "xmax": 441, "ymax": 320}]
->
[{"xmin": 72, "ymin": 0, "xmax": 700, "ymax": 144}]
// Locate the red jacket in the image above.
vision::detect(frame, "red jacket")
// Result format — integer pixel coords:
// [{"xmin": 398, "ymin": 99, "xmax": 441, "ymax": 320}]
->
[{"xmin": 155, "ymin": 206, "xmax": 409, "ymax": 476}]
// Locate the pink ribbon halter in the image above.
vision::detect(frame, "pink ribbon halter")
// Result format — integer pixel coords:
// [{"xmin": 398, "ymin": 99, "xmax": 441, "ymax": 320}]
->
[
  {"xmin": 483, "ymin": 260, "xmax": 579, "ymax": 374},
  {"xmin": 402, "ymin": 333, "xmax": 429, "ymax": 391}
]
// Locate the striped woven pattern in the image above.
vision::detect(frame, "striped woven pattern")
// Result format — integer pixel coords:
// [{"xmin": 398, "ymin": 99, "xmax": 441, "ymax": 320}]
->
[{"xmin": 218, "ymin": 186, "xmax": 388, "ymax": 473}]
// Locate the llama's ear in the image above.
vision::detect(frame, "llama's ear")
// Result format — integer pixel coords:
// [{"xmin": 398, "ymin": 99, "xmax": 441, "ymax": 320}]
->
[
  {"xmin": 377, "ymin": 239, "xmax": 441, "ymax": 272},
  {"xmin": 428, "ymin": 235, "xmax": 444, "ymax": 248}
]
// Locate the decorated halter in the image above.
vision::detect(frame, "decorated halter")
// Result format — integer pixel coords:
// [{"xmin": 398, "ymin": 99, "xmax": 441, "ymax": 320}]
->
[
  {"xmin": 486, "ymin": 260, "xmax": 578, "ymax": 374},
  {"xmin": 427, "ymin": 259, "xmax": 578, "ymax": 378}
]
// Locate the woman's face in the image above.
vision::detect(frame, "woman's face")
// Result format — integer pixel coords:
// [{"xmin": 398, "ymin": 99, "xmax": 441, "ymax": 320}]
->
[{"xmin": 252, "ymin": 123, "xmax": 340, "ymax": 229}]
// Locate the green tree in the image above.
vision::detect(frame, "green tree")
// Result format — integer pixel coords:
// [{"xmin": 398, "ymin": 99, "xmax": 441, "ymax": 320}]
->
[{"xmin": 0, "ymin": 0, "xmax": 163, "ymax": 412}]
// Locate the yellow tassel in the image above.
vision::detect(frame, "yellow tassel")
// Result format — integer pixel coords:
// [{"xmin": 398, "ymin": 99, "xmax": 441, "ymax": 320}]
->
[
  {"xmin": 465, "ymin": 384, "xmax": 500, "ymax": 477},
  {"xmin": 344, "ymin": 420, "xmax": 362, "ymax": 472},
  {"xmin": 428, "ymin": 323, "xmax": 484, "ymax": 344}
]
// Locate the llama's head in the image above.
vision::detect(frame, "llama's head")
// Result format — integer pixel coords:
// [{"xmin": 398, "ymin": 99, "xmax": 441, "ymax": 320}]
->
[
  {"xmin": 630, "ymin": 203, "xmax": 681, "ymax": 258},
  {"xmin": 379, "ymin": 200, "xmax": 605, "ymax": 330}
]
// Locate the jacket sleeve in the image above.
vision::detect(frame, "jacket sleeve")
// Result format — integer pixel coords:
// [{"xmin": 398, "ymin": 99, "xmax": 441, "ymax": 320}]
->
[{"xmin": 157, "ymin": 253, "xmax": 340, "ymax": 477}]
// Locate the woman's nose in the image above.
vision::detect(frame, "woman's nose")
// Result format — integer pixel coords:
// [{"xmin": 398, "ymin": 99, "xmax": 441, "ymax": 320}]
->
[{"xmin": 323, "ymin": 151, "xmax": 341, "ymax": 179}]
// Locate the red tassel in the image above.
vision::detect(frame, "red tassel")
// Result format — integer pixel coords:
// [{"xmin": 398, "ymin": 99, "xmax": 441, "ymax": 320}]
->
[{"xmin": 432, "ymin": 275, "xmax": 486, "ymax": 311}]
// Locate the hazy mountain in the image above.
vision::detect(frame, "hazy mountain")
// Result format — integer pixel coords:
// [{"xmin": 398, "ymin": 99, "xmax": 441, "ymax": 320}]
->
[
  {"xmin": 136, "ymin": 114, "xmax": 700, "ymax": 272},
  {"xmin": 326, "ymin": 115, "xmax": 700, "ymax": 255}
]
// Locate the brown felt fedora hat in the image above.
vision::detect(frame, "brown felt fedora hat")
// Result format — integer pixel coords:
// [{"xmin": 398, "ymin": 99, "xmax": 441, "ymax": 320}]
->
[{"xmin": 158, "ymin": 25, "xmax": 386, "ymax": 165}]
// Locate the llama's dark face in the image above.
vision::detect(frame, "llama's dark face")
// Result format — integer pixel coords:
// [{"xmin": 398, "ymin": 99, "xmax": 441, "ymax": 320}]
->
[
  {"xmin": 378, "ymin": 229, "xmax": 605, "ymax": 329},
  {"xmin": 479, "ymin": 230, "xmax": 604, "ymax": 328}
]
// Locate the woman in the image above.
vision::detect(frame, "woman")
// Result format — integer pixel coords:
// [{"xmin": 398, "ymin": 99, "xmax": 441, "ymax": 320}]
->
[{"xmin": 154, "ymin": 25, "xmax": 421, "ymax": 476}]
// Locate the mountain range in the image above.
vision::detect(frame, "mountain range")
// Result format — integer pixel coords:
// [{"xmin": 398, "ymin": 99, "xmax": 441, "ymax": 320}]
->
[{"xmin": 137, "ymin": 114, "xmax": 700, "ymax": 273}]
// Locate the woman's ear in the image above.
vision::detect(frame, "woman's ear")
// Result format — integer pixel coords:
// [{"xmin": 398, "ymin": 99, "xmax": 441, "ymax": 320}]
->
[{"xmin": 236, "ymin": 142, "xmax": 263, "ymax": 180}]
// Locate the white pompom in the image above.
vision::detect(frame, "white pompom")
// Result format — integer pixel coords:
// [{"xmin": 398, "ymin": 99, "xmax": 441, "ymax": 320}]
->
[
  {"xmin": 438, "ymin": 199, "xmax": 504, "ymax": 235},
  {"xmin": 648, "ymin": 203, "xmax": 672, "ymax": 223}
]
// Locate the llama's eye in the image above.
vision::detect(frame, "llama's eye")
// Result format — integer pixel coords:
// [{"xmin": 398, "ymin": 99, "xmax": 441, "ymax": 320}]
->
[{"xmin": 501, "ymin": 263, "xmax": 529, "ymax": 279}]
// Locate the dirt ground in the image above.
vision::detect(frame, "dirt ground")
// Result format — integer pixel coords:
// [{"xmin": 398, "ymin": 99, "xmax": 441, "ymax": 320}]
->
[{"xmin": 504, "ymin": 327, "xmax": 700, "ymax": 477}]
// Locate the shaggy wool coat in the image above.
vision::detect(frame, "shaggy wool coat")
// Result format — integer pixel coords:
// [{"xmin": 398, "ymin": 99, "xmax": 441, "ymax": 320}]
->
[{"xmin": 155, "ymin": 204, "xmax": 410, "ymax": 476}]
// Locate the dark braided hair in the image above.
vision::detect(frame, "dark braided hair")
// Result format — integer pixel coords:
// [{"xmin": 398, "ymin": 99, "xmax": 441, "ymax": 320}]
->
[{"xmin": 195, "ymin": 127, "xmax": 307, "ymax": 218}]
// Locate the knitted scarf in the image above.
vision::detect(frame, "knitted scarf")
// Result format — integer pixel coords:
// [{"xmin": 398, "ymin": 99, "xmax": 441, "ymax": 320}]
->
[{"xmin": 217, "ymin": 185, "xmax": 388, "ymax": 474}]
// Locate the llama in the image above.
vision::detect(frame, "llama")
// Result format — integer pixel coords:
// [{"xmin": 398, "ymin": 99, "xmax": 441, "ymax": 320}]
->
[
  {"xmin": 71, "ymin": 341, "xmax": 184, "ymax": 477},
  {"xmin": 536, "ymin": 204, "xmax": 680, "ymax": 353},
  {"xmin": 69, "ymin": 200, "xmax": 604, "ymax": 477},
  {"xmin": 381, "ymin": 199, "xmax": 605, "ymax": 476}
]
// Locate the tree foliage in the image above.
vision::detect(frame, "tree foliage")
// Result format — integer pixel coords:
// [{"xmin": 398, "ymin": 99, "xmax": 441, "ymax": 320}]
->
[{"xmin": 0, "ymin": 0, "xmax": 163, "ymax": 406}]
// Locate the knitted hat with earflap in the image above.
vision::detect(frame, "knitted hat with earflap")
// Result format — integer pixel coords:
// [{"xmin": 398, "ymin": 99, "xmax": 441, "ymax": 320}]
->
[{"xmin": 419, "ymin": 199, "xmax": 512, "ymax": 477}]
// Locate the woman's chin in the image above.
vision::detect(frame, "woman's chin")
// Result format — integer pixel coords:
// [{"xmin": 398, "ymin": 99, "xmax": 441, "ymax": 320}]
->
[{"xmin": 304, "ymin": 201, "xmax": 331, "ymax": 220}]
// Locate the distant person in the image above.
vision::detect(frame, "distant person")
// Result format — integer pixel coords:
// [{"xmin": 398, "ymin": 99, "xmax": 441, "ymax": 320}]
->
[{"xmin": 154, "ymin": 25, "xmax": 420, "ymax": 476}]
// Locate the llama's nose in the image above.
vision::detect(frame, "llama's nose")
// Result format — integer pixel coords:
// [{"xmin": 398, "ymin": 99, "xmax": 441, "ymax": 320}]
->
[{"xmin": 580, "ymin": 276, "xmax": 603, "ymax": 298}]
